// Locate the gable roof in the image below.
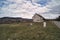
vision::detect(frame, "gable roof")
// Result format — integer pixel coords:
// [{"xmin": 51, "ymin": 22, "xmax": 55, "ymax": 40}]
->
[{"xmin": 33, "ymin": 13, "xmax": 45, "ymax": 20}]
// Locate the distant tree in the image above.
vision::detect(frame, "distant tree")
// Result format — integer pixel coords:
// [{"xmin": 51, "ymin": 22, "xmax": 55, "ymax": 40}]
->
[{"xmin": 56, "ymin": 16, "xmax": 60, "ymax": 21}]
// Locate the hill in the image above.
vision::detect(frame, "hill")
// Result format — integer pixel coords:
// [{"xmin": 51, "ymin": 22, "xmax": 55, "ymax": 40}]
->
[{"xmin": 0, "ymin": 17, "xmax": 33, "ymax": 24}]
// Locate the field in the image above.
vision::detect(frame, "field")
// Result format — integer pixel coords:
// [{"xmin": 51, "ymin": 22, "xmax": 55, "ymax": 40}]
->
[{"xmin": 0, "ymin": 22, "xmax": 60, "ymax": 40}]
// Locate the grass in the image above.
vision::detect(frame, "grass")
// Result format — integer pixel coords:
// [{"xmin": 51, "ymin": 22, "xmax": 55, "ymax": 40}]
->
[{"xmin": 0, "ymin": 22, "xmax": 60, "ymax": 40}]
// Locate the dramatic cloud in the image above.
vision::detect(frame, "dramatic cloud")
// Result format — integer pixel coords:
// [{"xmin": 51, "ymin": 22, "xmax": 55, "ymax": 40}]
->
[{"xmin": 0, "ymin": 0, "xmax": 60, "ymax": 19}]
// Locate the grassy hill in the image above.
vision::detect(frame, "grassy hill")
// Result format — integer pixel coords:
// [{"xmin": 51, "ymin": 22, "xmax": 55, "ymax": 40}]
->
[{"xmin": 0, "ymin": 22, "xmax": 60, "ymax": 40}]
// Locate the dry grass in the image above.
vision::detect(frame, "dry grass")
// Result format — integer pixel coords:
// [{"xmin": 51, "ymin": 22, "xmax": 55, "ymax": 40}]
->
[{"xmin": 0, "ymin": 22, "xmax": 60, "ymax": 40}]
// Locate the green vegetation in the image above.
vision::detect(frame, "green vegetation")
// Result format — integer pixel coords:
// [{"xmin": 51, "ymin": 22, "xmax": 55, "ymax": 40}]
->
[{"xmin": 0, "ymin": 22, "xmax": 60, "ymax": 40}]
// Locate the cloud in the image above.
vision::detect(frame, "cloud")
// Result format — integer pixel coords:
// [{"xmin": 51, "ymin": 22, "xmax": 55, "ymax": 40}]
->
[
  {"xmin": 0, "ymin": 0, "xmax": 50, "ymax": 19},
  {"xmin": 47, "ymin": 0, "xmax": 60, "ymax": 8},
  {"xmin": 0, "ymin": 0, "xmax": 60, "ymax": 19},
  {"xmin": 32, "ymin": 0, "xmax": 51, "ymax": 6}
]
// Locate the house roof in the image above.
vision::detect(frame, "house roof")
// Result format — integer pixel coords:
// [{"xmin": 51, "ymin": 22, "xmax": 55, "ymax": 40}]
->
[{"xmin": 33, "ymin": 14, "xmax": 45, "ymax": 20}]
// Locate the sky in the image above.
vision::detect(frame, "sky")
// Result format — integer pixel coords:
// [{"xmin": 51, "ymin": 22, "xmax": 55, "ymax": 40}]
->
[{"xmin": 0, "ymin": 0, "xmax": 60, "ymax": 19}]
